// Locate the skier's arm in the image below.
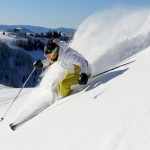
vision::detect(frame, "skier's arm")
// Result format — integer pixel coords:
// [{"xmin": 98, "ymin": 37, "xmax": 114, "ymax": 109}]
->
[
  {"xmin": 66, "ymin": 53, "xmax": 89, "ymax": 85},
  {"xmin": 33, "ymin": 59, "xmax": 54, "ymax": 68},
  {"xmin": 42, "ymin": 59, "xmax": 54, "ymax": 67},
  {"xmin": 67, "ymin": 53, "xmax": 88, "ymax": 74}
]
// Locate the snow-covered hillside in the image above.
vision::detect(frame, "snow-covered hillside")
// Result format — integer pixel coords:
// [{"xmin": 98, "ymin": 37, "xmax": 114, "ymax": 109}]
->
[
  {"xmin": 0, "ymin": 32, "xmax": 45, "ymax": 60},
  {"xmin": 0, "ymin": 40, "xmax": 41, "ymax": 87},
  {"xmin": 0, "ymin": 24, "xmax": 74, "ymax": 87},
  {"xmin": 0, "ymin": 8, "xmax": 150, "ymax": 150}
]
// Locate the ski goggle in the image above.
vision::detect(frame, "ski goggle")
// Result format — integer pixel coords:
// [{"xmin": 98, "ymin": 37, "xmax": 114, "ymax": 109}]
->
[{"xmin": 44, "ymin": 47, "xmax": 58, "ymax": 58}]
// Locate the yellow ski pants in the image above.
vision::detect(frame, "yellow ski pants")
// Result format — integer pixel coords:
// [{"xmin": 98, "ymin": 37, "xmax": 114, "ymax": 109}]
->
[{"xmin": 57, "ymin": 65, "xmax": 81, "ymax": 97}]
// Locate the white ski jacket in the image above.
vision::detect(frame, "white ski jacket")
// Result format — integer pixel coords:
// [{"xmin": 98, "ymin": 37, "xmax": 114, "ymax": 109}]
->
[{"xmin": 42, "ymin": 41, "xmax": 91, "ymax": 75}]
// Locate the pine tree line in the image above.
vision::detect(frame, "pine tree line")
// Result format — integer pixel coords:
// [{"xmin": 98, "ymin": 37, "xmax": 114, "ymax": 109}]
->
[
  {"xmin": 34, "ymin": 30, "xmax": 61, "ymax": 38},
  {"xmin": 16, "ymin": 38, "xmax": 44, "ymax": 51},
  {"xmin": 0, "ymin": 41, "xmax": 40, "ymax": 87},
  {"xmin": 15, "ymin": 30, "xmax": 62, "ymax": 51}
]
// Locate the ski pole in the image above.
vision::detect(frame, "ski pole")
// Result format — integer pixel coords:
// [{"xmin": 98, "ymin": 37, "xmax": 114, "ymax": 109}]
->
[
  {"xmin": 90, "ymin": 60, "xmax": 135, "ymax": 78},
  {"xmin": 0, "ymin": 67, "xmax": 36, "ymax": 122}
]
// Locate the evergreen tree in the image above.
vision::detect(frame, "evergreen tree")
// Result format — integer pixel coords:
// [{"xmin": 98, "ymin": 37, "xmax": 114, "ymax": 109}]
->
[{"xmin": 0, "ymin": 42, "xmax": 41, "ymax": 87}]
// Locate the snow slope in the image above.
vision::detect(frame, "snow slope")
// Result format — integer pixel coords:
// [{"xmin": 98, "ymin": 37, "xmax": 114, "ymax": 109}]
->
[
  {"xmin": 0, "ymin": 8, "xmax": 150, "ymax": 150},
  {"xmin": 0, "ymin": 46, "xmax": 150, "ymax": 150}
]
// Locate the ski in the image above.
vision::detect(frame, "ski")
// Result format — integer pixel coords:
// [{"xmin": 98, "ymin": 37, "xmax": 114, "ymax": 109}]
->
[
  {"xmin": 9, "ymin": 102, "xmax": 54, "ymax": 131},
  {"xmin": 9, "ymin": 112, "xmax": 41, "ymax": 131},
  {"xmin": 9, "ymin": 123, "xmax": 17, "ymax": 131},
  {"xmin": 9, "ymin": 119, "xmax": 28, "ymax": 131}
]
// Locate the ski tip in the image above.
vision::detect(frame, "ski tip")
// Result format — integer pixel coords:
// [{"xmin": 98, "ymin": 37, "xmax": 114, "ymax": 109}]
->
[
  {"xmin": 9, "ymin": 123, "xmax": 16, "ymax": 131},
  {"xmin": 0, "ymin": 117, "xmax": 4, "ymax": 122}
]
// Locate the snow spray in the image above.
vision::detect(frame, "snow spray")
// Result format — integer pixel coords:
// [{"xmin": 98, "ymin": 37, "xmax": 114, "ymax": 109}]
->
[{"xmin": 70, "ymin": 7, "xmax": 150, "ymax": 75}]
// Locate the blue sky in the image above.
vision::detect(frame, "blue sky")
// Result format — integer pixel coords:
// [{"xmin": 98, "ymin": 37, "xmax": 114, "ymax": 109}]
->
[{"xmin": 0, "ymin": 0, "xmax": 150, "ymax": 29}]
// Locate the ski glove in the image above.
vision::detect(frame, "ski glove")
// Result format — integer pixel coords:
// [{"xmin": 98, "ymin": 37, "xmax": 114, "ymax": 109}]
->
[
  {"xmin": 33, "ymin": 59, "xmax": 43, "ymax": 68},
  {"xmin": 78, "ymin": 73, "xmax": 88, "ymax": 85}
]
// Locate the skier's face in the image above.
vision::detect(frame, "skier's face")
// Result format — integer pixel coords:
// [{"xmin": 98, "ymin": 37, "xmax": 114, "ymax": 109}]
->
[
  {"xmin": 45, "ymin": 52, "xmax": 58, "ymax": 60},
  {"xmin": 45, "ymin": 46, "xmax": 58, "ymax": 60}
]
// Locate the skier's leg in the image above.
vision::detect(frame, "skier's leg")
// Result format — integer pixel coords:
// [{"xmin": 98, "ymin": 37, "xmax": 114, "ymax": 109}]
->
[
  {"xmin": 57, "ymin": 65, "xmax": 81, "ymax": 97},
  {"xmin": 57, "ymin": 73, "xmax": 80, "ymax": 97}
]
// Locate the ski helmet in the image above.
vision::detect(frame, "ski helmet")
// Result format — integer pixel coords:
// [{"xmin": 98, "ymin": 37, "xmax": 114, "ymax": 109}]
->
[{"xmin": 44, "ymin": 41, "xmax": 58, "ymax": 54}]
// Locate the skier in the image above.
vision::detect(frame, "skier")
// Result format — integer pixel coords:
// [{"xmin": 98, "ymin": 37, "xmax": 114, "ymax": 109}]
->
[{"xmin": 33, "ymin": 39, "xmax": 92, "ymax": 97}]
